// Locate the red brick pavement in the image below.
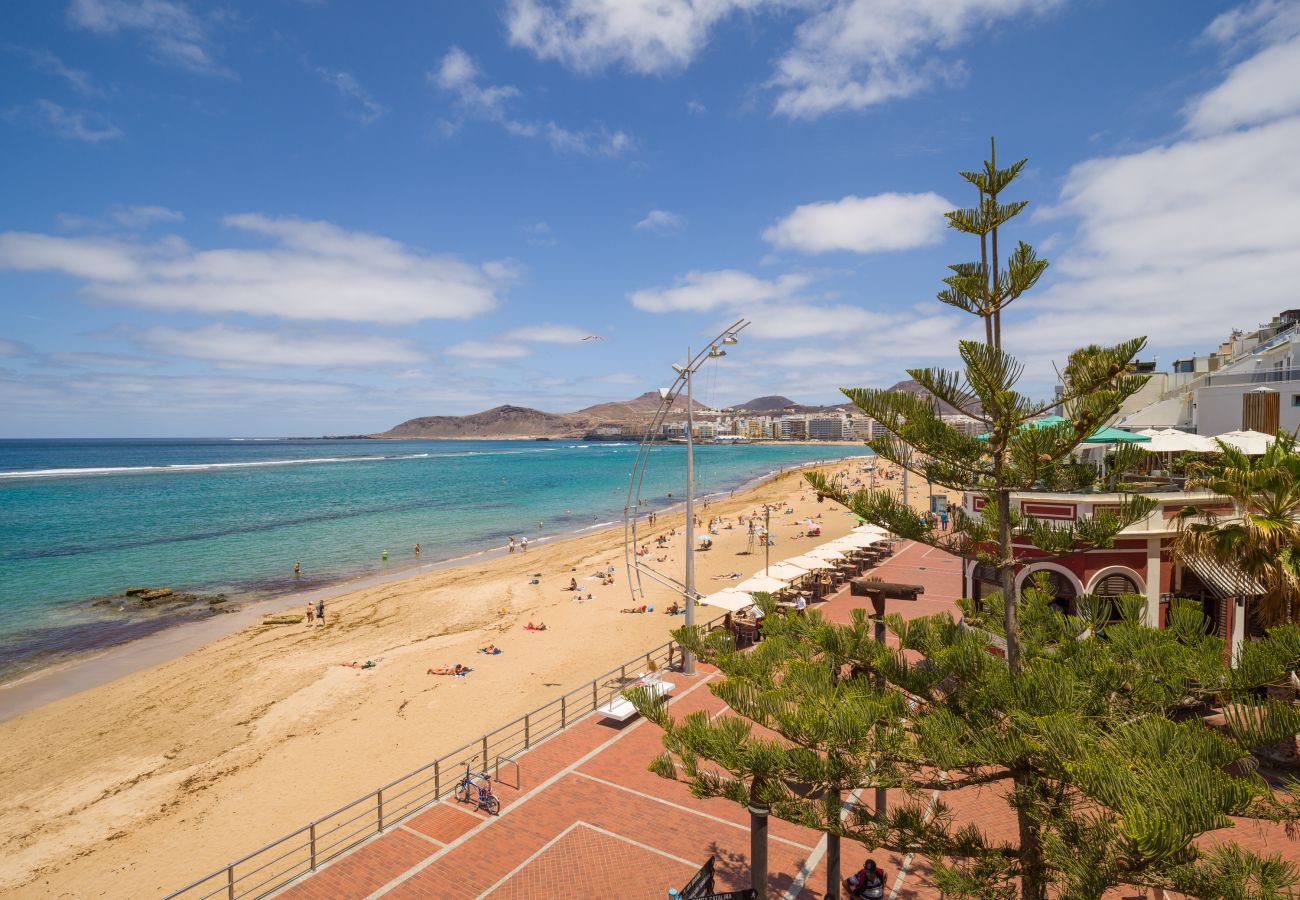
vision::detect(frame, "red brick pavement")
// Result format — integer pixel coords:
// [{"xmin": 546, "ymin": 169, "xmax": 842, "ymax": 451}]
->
[{"xmin": 270, "ymin": 541, "xmax": 1300, "ymax": 899}]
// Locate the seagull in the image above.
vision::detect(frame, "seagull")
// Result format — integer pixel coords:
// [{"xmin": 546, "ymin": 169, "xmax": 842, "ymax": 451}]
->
[{"xmin": 581, "ymin": 335, "xmax": 602, "ymax": 341}]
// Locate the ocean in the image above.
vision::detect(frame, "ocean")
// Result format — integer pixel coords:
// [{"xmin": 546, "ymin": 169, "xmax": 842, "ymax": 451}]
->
[{"xmin": 0, "ymin": 438, "xmax": 870, "ymax": 681}]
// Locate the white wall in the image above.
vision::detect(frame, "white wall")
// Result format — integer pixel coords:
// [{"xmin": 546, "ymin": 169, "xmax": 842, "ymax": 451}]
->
[{"xmin": 1193, "ymin": 384, "xmax": 1300, "ymax": 436}]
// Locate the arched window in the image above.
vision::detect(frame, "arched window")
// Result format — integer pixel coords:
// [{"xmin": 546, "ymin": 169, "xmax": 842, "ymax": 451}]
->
[
  {"xmin": 1022, "ymin": 569, "xmax": 1077, "ymax": 615},
  {"xmin": 1091, "ymin": 570, "xmax": 1142, "ymax": 624},
  {"xmin": 1094, "ymin": 572, "xmax": 1140, "ymax": 596}
]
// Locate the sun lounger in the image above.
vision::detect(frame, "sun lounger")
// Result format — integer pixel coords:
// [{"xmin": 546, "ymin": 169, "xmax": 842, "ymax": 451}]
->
[{"xmin": 597, "ymin": 674, "xmax": 669, "ymax": 722}]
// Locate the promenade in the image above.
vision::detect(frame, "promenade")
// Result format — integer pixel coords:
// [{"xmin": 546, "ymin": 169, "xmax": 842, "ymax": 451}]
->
[{"xmin": 271, "ymin": 542, "xmax": 1295, "ymax": 899}]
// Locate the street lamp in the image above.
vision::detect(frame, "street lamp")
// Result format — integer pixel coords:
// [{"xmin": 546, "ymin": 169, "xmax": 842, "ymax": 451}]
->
[{"xmin": 623, "ymin": 320, "xmax": 750, "ymax": 678}]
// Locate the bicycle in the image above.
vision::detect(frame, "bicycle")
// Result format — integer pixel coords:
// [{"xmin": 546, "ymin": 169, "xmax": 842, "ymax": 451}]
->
[{"xmin": 454, "ymin": 762, "xmax": 501, "ymax": 815}]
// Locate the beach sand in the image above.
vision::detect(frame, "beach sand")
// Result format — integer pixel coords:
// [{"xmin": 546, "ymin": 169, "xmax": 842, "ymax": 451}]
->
[{"xmin": 0, "ymin": 458, "xmax": 947, "ymax": 898}]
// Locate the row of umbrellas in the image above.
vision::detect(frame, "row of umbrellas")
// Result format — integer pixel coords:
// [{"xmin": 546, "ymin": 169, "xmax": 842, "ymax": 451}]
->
[
  {"xmin": 979, "ymin": 416, "xmax": 1278, "ymax": 456},
  {"xmin": 699, "ymin": 525, "xmax": 893, "ymax": 612}
]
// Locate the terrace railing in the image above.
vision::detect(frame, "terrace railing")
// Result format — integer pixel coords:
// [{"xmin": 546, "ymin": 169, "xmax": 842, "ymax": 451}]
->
[{"xmin": 163, "ymin": 613, "xmax": 727, "ymax": 900}]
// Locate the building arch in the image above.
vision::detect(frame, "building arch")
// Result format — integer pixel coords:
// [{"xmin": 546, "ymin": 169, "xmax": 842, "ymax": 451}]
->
[
  {"xmin": 1085, "ymin": 566, "xmax": 1146, "ymax": 596},
  {"xmin": 1015, "ymin": 563, "xmax": 1085, "ymax": 597}
]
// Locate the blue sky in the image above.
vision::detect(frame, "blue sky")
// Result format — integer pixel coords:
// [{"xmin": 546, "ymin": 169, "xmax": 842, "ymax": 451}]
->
[{"xmin": 3, "ymin": 0, "xmax": 1299, "ymax": 437}]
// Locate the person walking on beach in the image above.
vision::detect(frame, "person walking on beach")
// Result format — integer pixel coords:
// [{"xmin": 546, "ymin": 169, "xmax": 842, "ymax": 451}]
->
[
  {"xmin": 508, "ymin": 536, "xmax": 516, "ymax": 553},
  {"xmin": 316, "ymin": 597, "xmax": 325, "ymax": 626},
  {"xmin": 305, "ymin": 601, "xmax": 314, "ymax": 626},
  {"xmin": 521, "ymin": 535, "xmax": 529, "ymax": 553}
]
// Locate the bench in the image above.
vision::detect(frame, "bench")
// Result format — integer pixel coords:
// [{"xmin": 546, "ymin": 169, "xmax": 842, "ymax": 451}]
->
[{"xmin": 597, "ymin": 678, "xmax": 670, "ymax": 722}]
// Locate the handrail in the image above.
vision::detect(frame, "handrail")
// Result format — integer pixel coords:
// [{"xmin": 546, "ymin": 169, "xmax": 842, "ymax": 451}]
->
[{"xmin": 163, "ymin": 614, "xmax": 727, "ymax": 899}]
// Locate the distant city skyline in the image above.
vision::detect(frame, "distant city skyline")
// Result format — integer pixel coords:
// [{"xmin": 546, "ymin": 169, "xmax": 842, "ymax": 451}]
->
[{"xmin": 2, "ymin": 0, "xmax": 1299, "ymax": 436}]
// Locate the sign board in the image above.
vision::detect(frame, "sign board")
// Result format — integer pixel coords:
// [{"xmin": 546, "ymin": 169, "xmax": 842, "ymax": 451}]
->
[
  {"xmin": 929, "ymin": 494, "xmax": 948, "ymax": 514},
  {"xmin": 681, "ymin": 856, "xmax": 714, "ymax": 899}
]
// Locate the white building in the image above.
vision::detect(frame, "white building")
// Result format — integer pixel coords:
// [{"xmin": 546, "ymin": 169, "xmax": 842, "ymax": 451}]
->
[
  {"xmin": 1120, "ymin": 310, "xmax": 1300, "ymax": 436},
  {"xmin": 779, "ymin": 416, "xmax": 808, "ymax": 440},
  {"xmin": 808, "ymin": 415, "xmax": 851, "ymax": 441}
]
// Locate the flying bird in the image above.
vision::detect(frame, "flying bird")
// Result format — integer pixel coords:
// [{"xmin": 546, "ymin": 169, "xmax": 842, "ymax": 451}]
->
[{"xmin": 581, "ymin": 335, "xmax": 602, "ymax": 342}]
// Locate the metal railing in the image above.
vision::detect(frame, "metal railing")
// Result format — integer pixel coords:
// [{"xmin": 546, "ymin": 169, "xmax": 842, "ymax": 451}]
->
[
  {"xmin": 1201, "ymin": 366, "xmax": 1300, "ymax": 387},
  {"xmin": 163, "ymin": 614, "xmax": 727, "ymax": 900}
]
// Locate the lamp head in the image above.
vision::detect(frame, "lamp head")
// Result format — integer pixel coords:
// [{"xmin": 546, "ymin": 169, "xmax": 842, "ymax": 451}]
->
[
  {"xmin": 709, "ymin": 348, "xmax": 726, "ymax": 359},
  {"xmin": 671, "ymin": 363, "xmax": 687, "ymax": 375},
  {"xmin": 722, "ymin": 335, "xmax": 739, "ymax": 345}
]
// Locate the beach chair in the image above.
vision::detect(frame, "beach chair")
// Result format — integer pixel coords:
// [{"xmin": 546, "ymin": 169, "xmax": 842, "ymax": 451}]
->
[{"xmin": 597, "ymin": 672, "xmax": 669, "ymax": 722}]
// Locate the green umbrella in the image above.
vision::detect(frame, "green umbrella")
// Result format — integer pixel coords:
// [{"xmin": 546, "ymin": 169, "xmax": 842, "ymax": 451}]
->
[{"xmin": 977, "ymin": 417, "xmax": 1150, "ymax": 443}]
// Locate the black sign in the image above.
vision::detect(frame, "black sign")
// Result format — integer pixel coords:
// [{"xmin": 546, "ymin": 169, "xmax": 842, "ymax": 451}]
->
[{"xmin": 681, "ymin": 856, "xmax": 714, "ymax": 898}]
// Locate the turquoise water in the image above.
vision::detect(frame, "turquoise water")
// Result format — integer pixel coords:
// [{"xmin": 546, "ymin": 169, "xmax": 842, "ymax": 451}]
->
[{"xmin": 0, "ymin": 438, "xmax": 869, "ymax": 679}]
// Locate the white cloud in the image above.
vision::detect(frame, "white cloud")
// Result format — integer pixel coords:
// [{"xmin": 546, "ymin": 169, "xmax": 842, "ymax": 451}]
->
[
  {"xmin": 7, "ymin": 46, "xmax": 98, "ymax": 94},
  {"xmin": 771, "ymin": 0, "xmax": 1058, "ymax": 118},
  {"xmin": 500, "ymin": 324, "xmax": 593, "ymax": 343},
  {"xmin": 29, "ymin": 100, "xmax": 121, "ymax": 142},
  {"xmin": 316, "ymin": 67, "xmax": 387, "ymax": 125},
  {"xmin": 0, "ymin": 214, "xmax": 504, "ymax": 323},
  {"xmin": 629, "ymin": 269, "xmax": 810, "ymax": 313},
  {"xmin": 112, "ymin": 205, "xmax": 184, "ymax": 228},
  {"xmin": 67, "ymin": 0, "xmax": 228, "ymax": 76},
  {"xmin": 44, "ymin": 351, "xmax": 161, "ymax": 369},
  {"xmin": 522, "ymin": 221, "xmax": 557, "ymax": 246},
  {"xmin": 504, "ymin": 0, "xmax": 760, "ymax": 74},
  {"xmin": 504, "ymin": 0, "xmax": 1057, "ymax": 119},
  {"xmin": 1185, "ymin": 37, "xmax": 1300, "ymax": 134},
  {"xmin": 1011, "ymin": 67, "xmax": 1300, "ymax": 364},
  {"xmin": 431, "ymin": 46, "xmax": 634, "ymax": 156},
  {"xmin": 763, "ymin": 191, "xmax": 951, "ymax": 253},
  {"xmin": 1201, "ymin": 0, "xmax": 1300, "ymax": 48},
  {"xmin": 635, "ymin": 209, "xmax": 686, "ymax": 233},
  {"xmin": 131, "ymin": 324, "xmax": 427, "ymax": 368},
  {"xmin": 447, "ymin": 340, "xmax": 532, "ymax": 359},
  {"xmin": 686, "ymin": 99, "xmax": 707, "ymax": 115}
]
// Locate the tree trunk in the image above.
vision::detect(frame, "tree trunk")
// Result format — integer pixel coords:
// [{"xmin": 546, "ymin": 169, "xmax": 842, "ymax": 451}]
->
[
  {"xmin": 996, "ymin": 486, "xmax": 1022, "ymax": 672},
  {"xmin": 826, "ymin": 816, "xmax": 841, "ymax": 900},
  {"xmin": 750, "ymin": 782, "xmax": 770, "ymax": 900},
  {"xmin": 1013, "ymin": 775, "xmax": 1048, "ymax": 900}
]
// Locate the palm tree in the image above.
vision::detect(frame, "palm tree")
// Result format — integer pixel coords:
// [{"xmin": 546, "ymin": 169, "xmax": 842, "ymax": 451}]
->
[{"xmin": 1174, "ymin": 430, "xmax": 1300, "ymax": 628}]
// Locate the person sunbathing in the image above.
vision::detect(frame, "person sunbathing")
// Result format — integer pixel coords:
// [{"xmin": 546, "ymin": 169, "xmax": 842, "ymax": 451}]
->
[
  {"xmin": 340, "ymin": 660, "xmax": 376, "ymax": 669},
  {"xmin": 525, "ymin": 621, "xmax": 548, "ymax": 631},
  {"xmin": 427, "ymin": 663, "xmax": 468, "ymax": 675},
  {"xmin": 567, "ymin": 578, "xmax": 578, "ymax": 591},
  {"xmin": 478, "ymin": 644, "xmax": 500, "ymax": 655},
  {"xmin": 665, "ymin": 601, "xmax": 682, "ymax": 615},
  {"xmin": 621, "ymin": 605, "xmax": 648, "ymax": 614}
]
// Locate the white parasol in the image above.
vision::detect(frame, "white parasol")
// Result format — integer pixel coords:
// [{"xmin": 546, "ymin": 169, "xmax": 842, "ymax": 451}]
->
[
  {"xmin": 698, "ymin": 589, "xmax": 754, "ymax": 612},
  {"xmin": 1213, "ymin": 430, "xmax": 1276, "ymax": 455}
]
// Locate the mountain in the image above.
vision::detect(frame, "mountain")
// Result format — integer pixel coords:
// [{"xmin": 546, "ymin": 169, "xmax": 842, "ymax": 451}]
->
[
  {"xmin": 730, "ymin": 395, "xmax": 853, "ymax": 415},
  {"xmin": 887, "ymin": 379, "xmax": 980, "ymax": 416},
  {"xmin": 732, "ymin": 395, "xmax": 798, "ymax": 412},
  {"xmin": 575, "ymin": 390, "xmax": 704, "ymax": 422},
  {"xmin": 376, "ymin": 391, "xmax": 705, "ymax": 439},
  {"xmin": 378, "ymin": 406, "xmax": 581, "ymax": 439}
]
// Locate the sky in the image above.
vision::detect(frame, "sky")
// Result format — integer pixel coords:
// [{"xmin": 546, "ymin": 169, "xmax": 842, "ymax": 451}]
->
[{"xmin": 2, "ymin": 0, "xmax": 1300, "ymax": 437}]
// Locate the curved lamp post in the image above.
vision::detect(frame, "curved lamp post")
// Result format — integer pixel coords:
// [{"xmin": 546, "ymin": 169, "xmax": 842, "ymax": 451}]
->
[{"xmin": 624, "ymin": 319, "xmax": 748, "ymax": 676}]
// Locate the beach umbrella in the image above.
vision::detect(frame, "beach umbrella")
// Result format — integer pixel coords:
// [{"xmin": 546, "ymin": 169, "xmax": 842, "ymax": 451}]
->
[
  {"xmin": 852, "ymin": 524, "xmax": 891, "ymax": 537},
  {"xmin": 1139, "ymin": 429, "xmax": 1215, "ymax": 454},
  {"xmin": 699, "ymin": 588, "xmax": 754, "ymax": 612},
  {"xmin": 782, "ymin": 554, "xmax": 834, "ymax": 571},
  {"xmin": 1214, "ymin": 430, "xmax": 1276, "ymax": 455},
  {"xmin": 976, "ymin": 417, "xmax": 1151, "ymax": 444},
  {"xmin": 736, "ymin": 574, "xmax": 790, "ymax": 593},
  {"xmin": 805, "ymin": 546, "xmax": 847, "ymax": 561},
  {"xmin": 826, "ymin": 533, "xmax": 884, "ymax": 549},
  {"xmin": 763, "ymin": 561, "xmax": 814, "ymax": 581}
]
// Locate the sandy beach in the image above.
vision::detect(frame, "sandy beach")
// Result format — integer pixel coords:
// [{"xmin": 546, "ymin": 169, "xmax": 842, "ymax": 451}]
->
[{"xmin": 0, "ymin": 457, "xmax": 945, "ymax": 899}]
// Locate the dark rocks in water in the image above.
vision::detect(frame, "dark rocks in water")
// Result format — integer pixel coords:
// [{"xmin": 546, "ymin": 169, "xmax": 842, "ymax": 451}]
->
[{"xmin": 87, "ymin": 588, "xmax": 227, "ymax": 612}]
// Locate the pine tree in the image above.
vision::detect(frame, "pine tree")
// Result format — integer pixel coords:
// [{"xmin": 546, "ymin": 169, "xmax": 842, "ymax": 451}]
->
[{"xmin": 631, "ymin": 141, "xmax": 1300, "ymax": 899}]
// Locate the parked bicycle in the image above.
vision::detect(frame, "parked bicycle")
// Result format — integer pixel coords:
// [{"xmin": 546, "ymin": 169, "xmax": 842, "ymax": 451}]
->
[{"xmin": 455, "ymin": 762, "xmax": 501, "ymax": 815}]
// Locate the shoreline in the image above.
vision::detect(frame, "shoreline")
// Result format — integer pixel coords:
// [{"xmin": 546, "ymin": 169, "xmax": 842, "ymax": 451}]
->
[
  {"xmin": 0, "ymin": 454, "xmax": 865, "ymax": 722},
  {"xmin": 0, "ymin": 458, "xmax": 910, "ymax": 899}
]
